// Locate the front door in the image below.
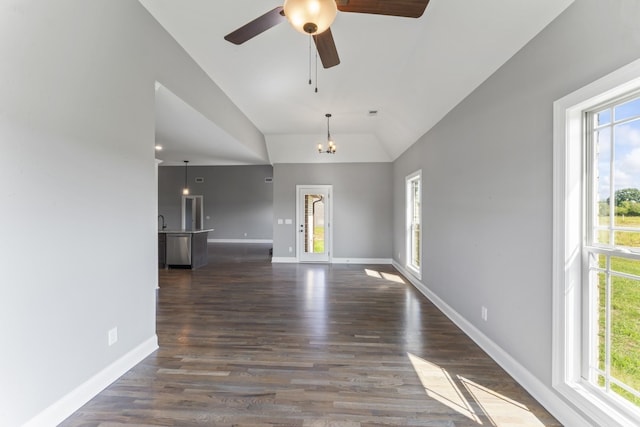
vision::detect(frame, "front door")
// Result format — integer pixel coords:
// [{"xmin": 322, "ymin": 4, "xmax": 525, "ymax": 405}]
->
[{"xmin": 297, "ymin": 185, "xmax": 332, "ymax": 263}]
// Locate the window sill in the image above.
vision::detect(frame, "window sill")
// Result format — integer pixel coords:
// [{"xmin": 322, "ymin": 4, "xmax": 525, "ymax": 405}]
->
[
  {"xmin": 555, "ymin": 380, "xmax": 640, "ymax": 427},
  {"xmin": 405, "ymin": 265, "xmax": 421, "ymax": 280}
]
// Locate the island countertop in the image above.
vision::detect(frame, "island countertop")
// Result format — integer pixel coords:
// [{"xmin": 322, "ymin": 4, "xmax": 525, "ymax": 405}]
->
[
  {"xmin": 158, "ymin": 229, "xmax": 213, "ymax": 269},
  {"xmin": 159, "ymin": 229, "xmax": 214, "ymax": 234}
]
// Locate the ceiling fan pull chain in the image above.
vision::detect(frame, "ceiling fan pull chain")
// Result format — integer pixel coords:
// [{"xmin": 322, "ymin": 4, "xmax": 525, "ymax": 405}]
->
[
  {"xmin": 315, "ymin": 48, "xmax": 318, "ymax": 93},
  {"xmin": 308, "ymin": 35, "xmax": 312, "ymax": 86}
]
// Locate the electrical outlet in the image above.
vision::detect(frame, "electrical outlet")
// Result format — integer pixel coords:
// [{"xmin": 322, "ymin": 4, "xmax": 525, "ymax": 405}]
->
[
  {"xmin": 244, "ymin": 232, "xmax": 247, "ymax": 237},
  {"xmin": 481, "ymin": 306, "xmax": 488, "ymax": 321},
  {"xmin": 288, "ymin": 246, "xmax": 293, "ymax": 253},
  {"xmin": 108, "ymin": 327, "xmax": 118, "ymax": 346}
]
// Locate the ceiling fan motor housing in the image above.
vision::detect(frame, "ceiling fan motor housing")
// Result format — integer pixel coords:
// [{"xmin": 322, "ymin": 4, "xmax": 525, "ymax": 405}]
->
[{"xmin": 283, "ymin": 0, "xmax": 338, "ymax": 35}]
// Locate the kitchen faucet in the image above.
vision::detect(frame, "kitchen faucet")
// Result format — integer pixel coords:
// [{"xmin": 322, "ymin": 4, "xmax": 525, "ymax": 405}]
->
[{"xmin": 158, "ymin": 214, "xmax": 167, "ymax": 230}]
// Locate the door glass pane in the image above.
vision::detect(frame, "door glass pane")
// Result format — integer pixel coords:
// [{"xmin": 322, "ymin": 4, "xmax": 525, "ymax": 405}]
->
[{"xmin": 304, "ymin": 194, "xmax": 325, "ymax": 254}]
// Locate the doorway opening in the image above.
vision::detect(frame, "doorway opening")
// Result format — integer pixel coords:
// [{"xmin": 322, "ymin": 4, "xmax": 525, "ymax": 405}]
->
[{"xmin": 182, "ymin": 195, "xmax": 203, "ymax": 230}]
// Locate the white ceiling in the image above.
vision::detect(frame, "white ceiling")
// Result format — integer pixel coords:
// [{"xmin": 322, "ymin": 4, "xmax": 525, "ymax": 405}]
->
[{"xmin": 143, "ymin": 0, "xmax": 574, "ymax": 165}]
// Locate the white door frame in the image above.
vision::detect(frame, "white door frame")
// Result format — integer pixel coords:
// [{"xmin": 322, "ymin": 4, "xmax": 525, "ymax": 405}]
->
[{"xmin": 296, "ymin": 185, "xmax": 333, "ymax": 263}]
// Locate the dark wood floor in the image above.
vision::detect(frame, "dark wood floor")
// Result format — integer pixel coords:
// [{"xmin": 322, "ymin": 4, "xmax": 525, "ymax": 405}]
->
[{"xmin": 61, "ymin": 243, "xmax": 560, "ymax": 426}]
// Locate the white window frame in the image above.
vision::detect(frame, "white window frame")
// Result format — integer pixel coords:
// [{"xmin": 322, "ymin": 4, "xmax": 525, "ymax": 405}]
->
[
  {"xmin": 553, "ymin": 57, "xmax": 640, "ymax": 427},
  {"xmin": 406, "ymin": 170, "xmax": 422, "ymax": 279}
]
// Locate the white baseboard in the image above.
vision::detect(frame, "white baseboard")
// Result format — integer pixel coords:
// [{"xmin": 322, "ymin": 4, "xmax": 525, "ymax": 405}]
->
[
  {"xmin": 332, "ymin": 258, "xmax": 392, "ymax": 264},
  {"xmin": 208, "ymin": 239, "xmax": 273, "ymax": 244},
  {"xmin": 23, "ymin": 335, "xmax": 158, "ymax": 427},
  {"xmin": 271, "ymin": 257, "xmax": 392, "ymax": 264},
  {"xmin": 392, "ymin": 261, "xmax": 591, "ymax": 427},
  {"xmin": 272, "ymin": 256, "xmax": 298, "ymax": 263}
]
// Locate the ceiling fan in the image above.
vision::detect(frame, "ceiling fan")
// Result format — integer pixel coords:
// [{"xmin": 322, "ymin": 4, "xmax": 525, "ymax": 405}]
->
[{"xmin": 224, "ymin": 0, "xmax": 431, "ymax": 69}]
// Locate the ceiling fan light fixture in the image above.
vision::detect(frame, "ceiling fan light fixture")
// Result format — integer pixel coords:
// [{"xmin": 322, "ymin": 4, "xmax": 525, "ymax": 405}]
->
[{"xmin": 283, "ymin": 0, "xmax": 337, "ymax": 35}]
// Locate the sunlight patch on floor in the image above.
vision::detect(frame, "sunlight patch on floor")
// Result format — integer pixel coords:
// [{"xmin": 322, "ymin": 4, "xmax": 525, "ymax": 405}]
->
[
  {"xmin": 364, "ymin": 268, "xmax": 406, "ymax": 284},
  {"xmin": 408, "ymin": 353, "xmax": 547, "ymax": 426},
  {"xmin": 365, "ymin": 269, "xmax": 382, "ymax": 279},
  {"xmin": 408, "ymin": 353, "xmax": 483, "ymax": 424}
]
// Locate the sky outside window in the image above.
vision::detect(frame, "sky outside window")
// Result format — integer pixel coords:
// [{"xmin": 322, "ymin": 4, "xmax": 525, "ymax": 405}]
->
[{"xmin": 596, "ymin": 98, "xmax": 640, "ymax": 201}]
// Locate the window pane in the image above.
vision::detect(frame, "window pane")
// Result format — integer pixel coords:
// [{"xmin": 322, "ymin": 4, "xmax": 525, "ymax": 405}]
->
[
  {"xmin": 596, "ymin": 253, "xmax": 607, "ymax": 269},
  {"xmin": 596, "ymin": 127, "xmax": 611, "ymax": 209},
  {"xmin": 610, "ymin": 274, "xmax": 640, "ymax": 404},
  {"xmin": 612, "ymin": 120, "xmax": 640, "ymax": 227},
  {"xmin": 412, "ymin": 224, "xmax": 420, "ymax": 267},
  {"xmin": 595, "ymin": 228, "xmax": 611, "ymax": 245},
  {"xmin": 613, "ymin": 230, "xmax": 640, "ymax": 248},
  {"xmin": 411, "ymin": 178, "xmax": 420, "ymax": 268},
  {"xmin": 407, "ymin": 175, "xmax": 421, "ymax": 271},
  {"xmin": 611, "ymin": 383, "xmax": 640, "ymax": 407},
  {"xmin": 611, "ymin": 256, "xmax": 640, "ymax": 276},
  {"xmin": 597, "ymin": 270, "xmax": 606, "ymax": 374},
  {"xmin": 598, "ymin": 373, "xmax": 606, "ymax": 388},
  {"xmin": 613, "ymin": 214, "xmax": 640, "ymax": 228},
  {"xmin": 614, "ymin": 96, "xmax": 640, "ymax": 122},
  {"xmin": 412, "ymin": 180, "xmax": 420, "ymax": 224},
  {"xmin": 597, "ymin": 108, "xmax": 612, "ymax": 126},
  {"xmin": 597, "ymin": 212, "xmax": 610, "ymax": 229}
]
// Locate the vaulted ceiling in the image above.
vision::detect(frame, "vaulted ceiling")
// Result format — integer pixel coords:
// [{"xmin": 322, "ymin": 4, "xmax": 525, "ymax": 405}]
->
[{"xmin": 142, "ymin": 0, "xmax": 574, "ymax": 166}]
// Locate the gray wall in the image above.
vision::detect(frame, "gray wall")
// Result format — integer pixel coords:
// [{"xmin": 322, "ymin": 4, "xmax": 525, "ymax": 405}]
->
[
  {"xmin": 392, "ymin": 0, "xmax": 640, "ymax": 423},
  {"xmin": 273, "ymin": 163, "xmax": 393, "ymax": 259},
  {"xmin": 0, "ymin": 1, "xmax": 264, "ymax": 425},
  {"xmin": 158, "ymin": 165, "xmax": 274, "ymax": 240}
]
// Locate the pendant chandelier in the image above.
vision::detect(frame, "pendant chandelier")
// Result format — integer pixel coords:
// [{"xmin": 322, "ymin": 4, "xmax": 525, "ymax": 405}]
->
[
  {"xmin": 182, "ymin": 160, "xmax": 190, "ymax": 195},
  {"xmin": 318, "ymin": 113, "xmax": 336, "ymax": 154}
]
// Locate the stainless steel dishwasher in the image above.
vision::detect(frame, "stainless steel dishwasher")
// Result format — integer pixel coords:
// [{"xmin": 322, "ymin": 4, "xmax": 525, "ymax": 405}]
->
[{"xmin": 166, "ymin": 233, "xmax": 191, "ymax": 266}]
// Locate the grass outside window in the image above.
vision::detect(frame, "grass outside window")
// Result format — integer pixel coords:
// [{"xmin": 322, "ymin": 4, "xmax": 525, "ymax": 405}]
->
[{"xmin": 594, "ymin": 216, "xmax": 640, "ymax": 405}]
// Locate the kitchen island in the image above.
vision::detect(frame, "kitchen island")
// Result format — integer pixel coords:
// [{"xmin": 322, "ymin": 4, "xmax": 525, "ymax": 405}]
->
[{"xmin": 158, "ymin": 229, "xmax": 213, "ymax": 269}]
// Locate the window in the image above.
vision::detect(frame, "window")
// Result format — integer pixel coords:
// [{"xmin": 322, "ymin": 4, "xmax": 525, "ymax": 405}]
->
[
  {"xmin": 406, "ymin": 170, "xmax": 421, "ymax": 278},
  {"xmin": 554, "ymin": 58, "xmax": 640, "ymax": 427},
  {"xmin": 585, "ymin": 96, "xmax": 640, "ymax": 409}
]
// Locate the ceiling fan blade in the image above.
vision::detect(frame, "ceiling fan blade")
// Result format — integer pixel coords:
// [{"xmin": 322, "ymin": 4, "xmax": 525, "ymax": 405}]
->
[
  {"xmin": 336, "ymin": 0, "xmax": 430, "ymax": 18},
  {"xmin": 224, "ymin": 6, "xmax": 286, "ymax": 45},
  {"xmin": 313, "ymin": 28, "xmax": 340, "ymax": 69}
]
